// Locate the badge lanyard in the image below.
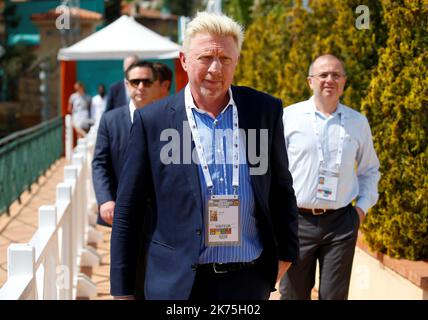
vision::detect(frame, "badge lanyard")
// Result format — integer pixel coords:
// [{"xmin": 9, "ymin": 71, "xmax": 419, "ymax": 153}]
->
[
  {"xmin": 185, "ymin": 103, "xmax": 240, "ymax": 194},
  {"xmin": 185, "ymin": 101, "xmax": 241, "ymax": 246},
  {"xmin": 312, "ymin": 109, "xmax": 345, "ymax": 202},
  {"xmin": 311, "ymin": 110, "xmax": 346, "ymax": 169}
]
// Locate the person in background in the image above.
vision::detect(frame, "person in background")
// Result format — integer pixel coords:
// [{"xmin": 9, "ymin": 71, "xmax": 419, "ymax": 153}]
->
[
  {"xmin": 68, "ymin": 81, "xmax": 91, "ymax": 139},
  {"xmin": 152, "ymin": 62, "xmax": 173, "ymax": 100},
  {"xmin": 90, "ymin": 84, "xmax": 107, "ymax": 128},
  {"xmin": 105, "ymin": 55, "xmax": 138, "ymax": 112},
  {"xmin": 92, "ymin": 60, "xmax": 158, "ymax": 227},
  {"xmin": 92, "ymin": 60, "xmax": 160, "ymax": 300},
  {"xmin": 280, "ymin": 54, "xmax": 380, "ymax": 300}
]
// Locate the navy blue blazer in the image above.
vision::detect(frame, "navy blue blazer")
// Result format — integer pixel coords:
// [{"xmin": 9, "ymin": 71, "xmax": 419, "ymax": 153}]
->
[
  {"xmin": 106, "ymin": 80, "xmax": 127, "ymax": 112},
  {"xmin": 92, "ymin": 105, "xmax": 131, "ymax": 225},
  {"xmin": 110, "ymin": 86, "xmax": 299, "ymax": 299}
]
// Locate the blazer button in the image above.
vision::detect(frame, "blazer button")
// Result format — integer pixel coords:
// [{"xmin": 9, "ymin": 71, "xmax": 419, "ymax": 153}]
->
[
  {"xmin": 196, "ymin": 229, "xmax": 202, "ymax": 236},
  {"xmin": 191, "ymin": 264, "xmax": 197, "ymax": 271}
]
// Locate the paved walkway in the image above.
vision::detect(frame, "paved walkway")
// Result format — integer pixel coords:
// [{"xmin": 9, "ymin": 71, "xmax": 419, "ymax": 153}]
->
[{"xmin": 90, "ymin": 225, "xmax": 113, "ymax": 300}]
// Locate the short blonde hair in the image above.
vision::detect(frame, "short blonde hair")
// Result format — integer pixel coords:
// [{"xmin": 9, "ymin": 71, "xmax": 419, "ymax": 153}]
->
[{"xmin": 183, "ymin": 12, "xmax": 244, "ymax": 53}]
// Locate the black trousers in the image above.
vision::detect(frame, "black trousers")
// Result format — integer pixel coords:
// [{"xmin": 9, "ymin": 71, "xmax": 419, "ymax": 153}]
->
[
  {"xmin": 279, "ymin": 204, "xmax": 360, "ymax": 300},
  {"xmin": 189, "ymin": 255, "xmax": 271, "ymax": 300}
]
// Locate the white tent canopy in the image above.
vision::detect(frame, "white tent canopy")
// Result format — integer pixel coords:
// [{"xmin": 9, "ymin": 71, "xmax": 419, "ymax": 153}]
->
[{"xmin": 58, "ymin": 15, "xmax": 181, "ymax": 61}]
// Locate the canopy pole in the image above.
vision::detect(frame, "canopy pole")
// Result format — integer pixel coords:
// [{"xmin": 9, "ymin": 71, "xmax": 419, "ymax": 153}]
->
[
  {"xmin": 60, "ymin": 60, "xmax": 77, "ymax": 117},
  {"xmin": 60, "ymin": 60, "xmax": 77, "ymax": 153}
]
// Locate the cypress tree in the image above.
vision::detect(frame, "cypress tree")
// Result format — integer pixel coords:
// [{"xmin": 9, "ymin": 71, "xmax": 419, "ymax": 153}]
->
[
  {"xmin": 360, "ymin": 0, "xmax": 428, "ymax": 260},
  {"xmin": 235, "ymin": 1, "xmax": 294, "ymax": 96},
  {"xmin": 236, "ymin": 1, "xmax": 384, "ymax": 109}
]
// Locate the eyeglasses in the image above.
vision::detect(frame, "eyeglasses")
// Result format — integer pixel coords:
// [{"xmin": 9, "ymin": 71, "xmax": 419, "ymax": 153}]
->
[
  {"xmin": 309, "ymin": 72, "xmax": 346, "ymax": 81},
  {"xmin": 128, "ymin": 78, "xmax": 154, "ymax": 88}
]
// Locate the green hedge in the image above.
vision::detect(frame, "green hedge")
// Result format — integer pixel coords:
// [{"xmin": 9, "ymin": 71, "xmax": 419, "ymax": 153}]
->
[{"xmin": 360, "ymin": 0, "xmax": 428, "ymax": 260}]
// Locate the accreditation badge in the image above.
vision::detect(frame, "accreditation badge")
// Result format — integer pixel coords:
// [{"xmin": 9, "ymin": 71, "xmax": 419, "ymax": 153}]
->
[
  {"xmin": 316, "ymin": 167, "xmax": 339, "ymax": 202},
  {"xmin": 206, "ymin": 195, "xmax": 240, "ymax": 246}
]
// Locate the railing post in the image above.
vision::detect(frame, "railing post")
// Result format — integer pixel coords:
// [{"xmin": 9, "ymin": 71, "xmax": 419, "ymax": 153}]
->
[
  {"xmin": 39, "ymin": 205, "xmax": 57, "ymax": 229},
  {"xmin": 73, "ymin": 139, "xmax": 100, "ymax": 299},
  {"xmin": 84, "ymin": 135, "xmax": 98, "ymax": 225},
  {"xmin": 56, "ymin": 182, "xmax": 74, "ymax": 300},
  {"xmin": 76, "ymin": 141, "xmax": 91, "ymax": 245},
  {"xmin": 63, "ymin": 167, "xmax": 78, "ymax": 284},
  {"xmin": 71, "ymin": 153, "xmax": 85, "ymax": 256},
  {"xmin": 8, "ymin": 244, "xmax": 36, "ymax": 299},
  {"xmin": 65, "ymin": 115, "xmax": 73, "ymax": 162},
  {"xmin": 38, "ymin": 205, "xmax": 58, "ymax": 300}
]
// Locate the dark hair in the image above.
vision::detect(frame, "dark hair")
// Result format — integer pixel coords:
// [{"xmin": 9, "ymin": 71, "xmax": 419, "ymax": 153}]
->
[
  {"xmin": 97, "ymin": 84, "xmax": 106, "ymax": 97},
  {"xmin": 153, "ymin": 62, "xmax": 173, "ymax": 90},
  {"xmin": 75, "ymin": 81, "xmax": 84, "ymax": 89},
  {"xmin": 125, "ymin": 60, "xmax": 156, "ymax": 80}
]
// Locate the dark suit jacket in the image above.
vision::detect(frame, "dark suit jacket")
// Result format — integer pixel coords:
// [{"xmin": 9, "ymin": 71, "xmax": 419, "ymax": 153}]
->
[
  {"xmin": 92, "ymin": 105, "xmax": 131, "ymax": 226},
  {"xmin": 106, "ymin": 80, "xmax": 127, "ymax": 112},
  {"xmin": 110, "ymin": 86, "xmax": 299, "ymax": 299}
]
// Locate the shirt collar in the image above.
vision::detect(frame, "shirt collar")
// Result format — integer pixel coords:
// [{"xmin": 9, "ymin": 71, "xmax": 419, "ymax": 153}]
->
[
  {"xmin": 129, "ymin": 99, "xmax": 136, "ymax": 123},
  {"xmin": 184, "ymin": 83, "xmax": 236, "ymax": 115},
  {"xmin": 306, "ymin": 96, "xmax": 346, "ymax": 118}
]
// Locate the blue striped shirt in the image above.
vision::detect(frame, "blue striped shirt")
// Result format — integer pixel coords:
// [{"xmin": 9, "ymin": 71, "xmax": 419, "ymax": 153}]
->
[{"xmin": 184, "ymin": 85, "xmax": 263, "ymax": 264}]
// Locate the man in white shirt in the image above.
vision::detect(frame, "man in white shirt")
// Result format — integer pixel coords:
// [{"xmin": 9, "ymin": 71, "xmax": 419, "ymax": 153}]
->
[
  {"xmin": 280, "ymin": 54, "xmax": 380, "ymax": 300},
  {"xmin": 90, "ymin": 84, "xmax": 107, "ymax": 128}
]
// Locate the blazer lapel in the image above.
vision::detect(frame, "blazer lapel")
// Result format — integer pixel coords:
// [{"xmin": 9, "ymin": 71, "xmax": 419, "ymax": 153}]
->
[
  {"xmin": 122, "ymin": 105, "xmax": 132, "ymax": 134},
  {"xmin": 232, "ymin": 86, "xmax": 265, "ymax": 210},
  {"xmin": 169, "ymin": 90, "xmax": 203, "ymax": 214},
  {"xmin": 232, "ymin": 86, "xmax": 260, "ymax": 165}
]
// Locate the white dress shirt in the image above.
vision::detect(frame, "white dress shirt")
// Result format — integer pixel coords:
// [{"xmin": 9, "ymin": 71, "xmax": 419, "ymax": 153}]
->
[
  {"xmin": 283, "ymin": 96, "xmax": 380, "ymax": 214},
  {"xmin": 90, "ymin": 94, "xmax": 107, "ymax": 127},
  {"xmin": 128, "ymin": 100, "xmax": 136, "ymax": 124}
]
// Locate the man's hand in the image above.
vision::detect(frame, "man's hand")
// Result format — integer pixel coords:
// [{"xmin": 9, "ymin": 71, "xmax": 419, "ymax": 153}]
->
[
  {"xmin": 355, "ymin": 206, "xmax": 365, "ymax": 225},
  {"xmin": 276, "ymin": 261, "xmax": 292, "ymax": 283},
  {"xmin": 100, "ymin": 200, "xmax": 115, "ymax": 225}
]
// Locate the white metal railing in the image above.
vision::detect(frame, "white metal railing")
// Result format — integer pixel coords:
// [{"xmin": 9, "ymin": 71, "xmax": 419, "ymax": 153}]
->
[{"xmin": 0, "ymin": 118, "xmax": 102, "ymax": 300}]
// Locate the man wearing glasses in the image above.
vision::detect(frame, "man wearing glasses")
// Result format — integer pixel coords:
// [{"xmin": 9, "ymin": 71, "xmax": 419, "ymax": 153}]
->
[
  {"xmin": 92, "ymin": 60, "xmax": 158, "ymax": 227},
  {"xmin": 279, "ymin": 54, "xmax": 380, "ymax": 300}
]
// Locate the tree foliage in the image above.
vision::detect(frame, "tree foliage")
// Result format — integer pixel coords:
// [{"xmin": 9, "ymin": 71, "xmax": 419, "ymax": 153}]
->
[
  {"xmin": 0, "ymin": 43, "xmax": 35, "ymax": 101},
  {"xmin": 236, "ymin": 0, "xmax": 384, "ymax": 109},
  {"xmin": 360, "ymin": 0, "xmax": 428, "ymax": 260},
  {"xmin": 223, "ymin": 0, "xmax": 255, "ymax": 27}
]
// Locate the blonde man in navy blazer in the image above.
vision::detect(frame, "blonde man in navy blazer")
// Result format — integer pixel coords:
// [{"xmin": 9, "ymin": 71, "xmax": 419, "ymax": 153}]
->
[{"xmin": 110, "ymin": 12, "xmax": 299, "ymax": 300}]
